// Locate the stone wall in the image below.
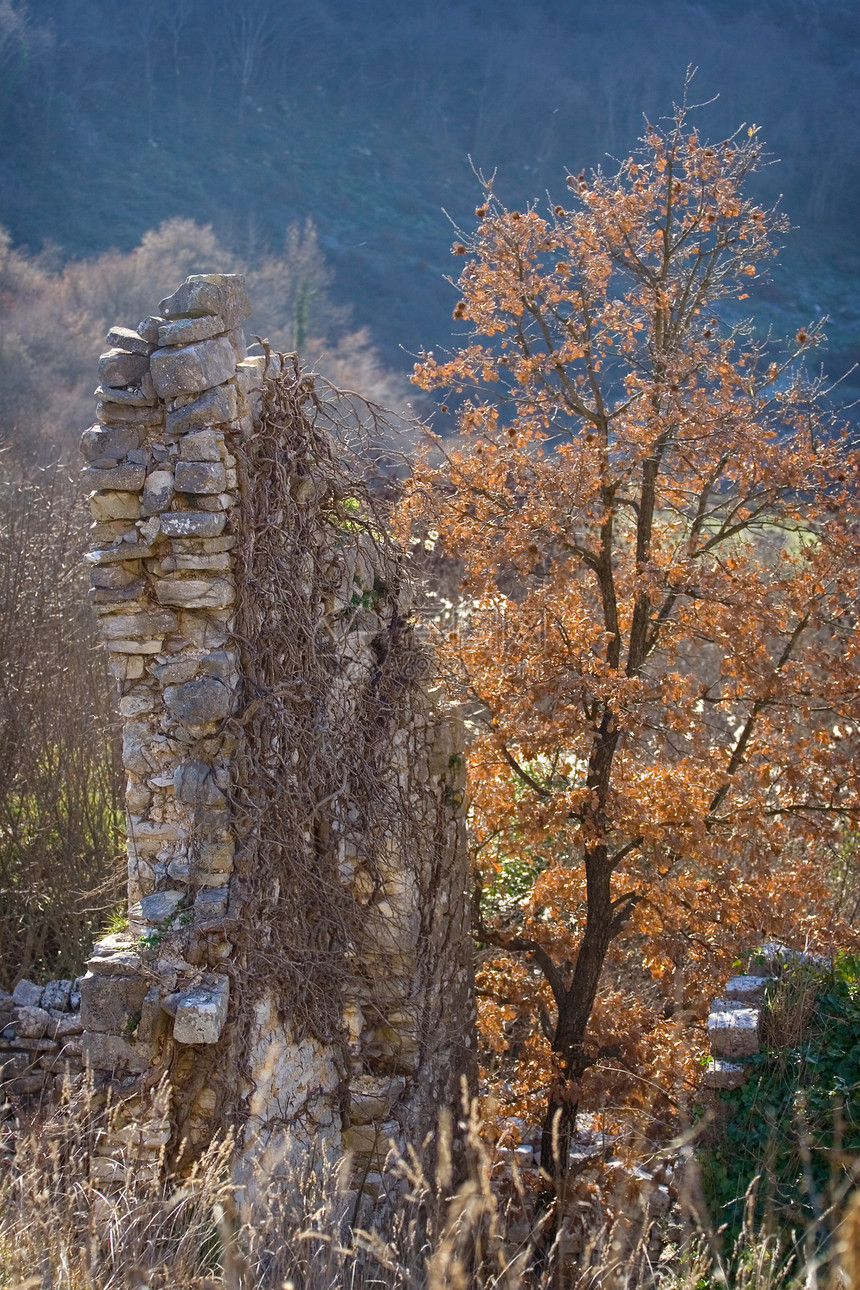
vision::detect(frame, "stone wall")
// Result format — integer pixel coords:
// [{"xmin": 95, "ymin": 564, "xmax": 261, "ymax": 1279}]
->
[
  {"xmin": 77, "ymin": 273, "xmax": 474, "ymax": 1203},
  {"xmin": 0, "ymin": 977, "xmax": 83, "ymax": 1104}
]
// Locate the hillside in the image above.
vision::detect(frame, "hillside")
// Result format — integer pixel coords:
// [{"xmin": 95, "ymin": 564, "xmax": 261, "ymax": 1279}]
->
[{"xmin": 1, "ymin": 0, "xmax": 859, "ymax": 388}]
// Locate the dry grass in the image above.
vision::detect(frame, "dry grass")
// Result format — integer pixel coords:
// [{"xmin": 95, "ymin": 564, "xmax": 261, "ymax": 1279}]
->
[{"xmin": 2, "ymin": 1083, "xmax": 858, "ymax": 1290}]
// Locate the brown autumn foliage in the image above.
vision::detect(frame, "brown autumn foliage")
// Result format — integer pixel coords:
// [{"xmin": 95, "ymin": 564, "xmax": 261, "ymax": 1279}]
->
[{"xmin": 401, "ymin": 97, "xmax": 860, "ymax": 1180}]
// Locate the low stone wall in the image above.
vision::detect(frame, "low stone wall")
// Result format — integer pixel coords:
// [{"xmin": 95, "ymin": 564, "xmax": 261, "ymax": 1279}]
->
[
  {"xmin": 0, "ymin": 977, "xmax": 83, "ymax": 1105},
  {"xmin": 702, "ymin": 942, "xmax": 828, "ymax": 1091}
]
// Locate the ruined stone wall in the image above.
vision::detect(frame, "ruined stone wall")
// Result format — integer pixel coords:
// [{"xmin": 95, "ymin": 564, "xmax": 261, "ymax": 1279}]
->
[{"xmin": 78, "ymin": 273, "xmax": 474, "ymax": 1201}]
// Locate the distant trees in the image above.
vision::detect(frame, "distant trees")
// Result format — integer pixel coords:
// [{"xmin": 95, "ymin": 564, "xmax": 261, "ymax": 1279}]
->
[{"xmin": 403, "ymin": 98, "xmax": 860, "ymax": 1191}]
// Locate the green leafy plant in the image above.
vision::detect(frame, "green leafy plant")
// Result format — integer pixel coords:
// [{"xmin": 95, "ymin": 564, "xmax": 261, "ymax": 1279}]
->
[{"xmin": 700, "ymin": 955, "xmax": 860, "ymax": 1237}]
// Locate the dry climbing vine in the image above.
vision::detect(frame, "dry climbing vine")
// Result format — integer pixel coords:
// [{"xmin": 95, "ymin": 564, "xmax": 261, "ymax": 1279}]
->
[{"xmin": 226, "ymin": 355, "xmax": 433, "ymax": 1089}]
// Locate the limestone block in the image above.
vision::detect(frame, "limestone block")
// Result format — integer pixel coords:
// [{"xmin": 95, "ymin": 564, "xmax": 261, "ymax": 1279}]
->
[
  {"xmin": 150, "ymin": 336, "xmax": 236, "ymax": 399},
  {"xmin": 137, "ymin": 315, "xmax": 165, "ymax": 345},
  {"xmin": 50, "ymin": 1014, "xmax": 83, "ymax": 1038},
  {"xmin": 83, "ymin": 1031, "xmax": 148, "ymax": 1074},
  {"xmin": 348, "ymin": 1076, "xmax": 406, "ymax": 1124},
  {"xmin": 180, "ymin": 429, "xmax": 221, "ymax": 462},
  {"xmin": 106, "ymin": 325, "xmax": 152, "ymax": 356},
  {"xmin": 154, "ymin": 578, "xmax": 234, "ymax": 609},
  {"xmin": 158, "ymin": 315, "xmax": 226, "ymax": 346},
  {"xmin": 195, "ymin": 886, "xmax": 229, "ymax": 919},
  {"xmin": 703, "ymin": 1059, "xmax": 747, "ymax": 1090},
  {"xmin": 174, "ymin": 759, "xmax": 227, "ymax": 807},
  {"xmin": 141, "ymin": 469, "xmax": 174, "ymax": 515},
  {"xmin": 707, "ymin": 1000, "xmax": 761, "ymax": 1060},
  {"xmin": 86, "ymin": 544, "xmax": 157, "ymax": 565},
  {"xmin": 82, "ymin": 463, "xmax": 146, "ymax": 492},
  {"xmin": 109, "ymin": 639, "xmax": 166, "ymax": 656},
  {"xmin": 174, "ymin": 552, "xmax": 231, "ymax": 572},
  {"xmin": 90, "ymin": 564, "xmax": 139, "ymax": 590},
  {"xmin": 12, "ymin": 980, "xmax": 43, "ymax": 1008},
  {"xmin": 98, "ymin": 348, "xmax": 151, "ymax": 389},
  {"xmin": 725, "ymin": 975, "xmax": 774, "ymax": 1006},
  {"xmin": 159, "ymin": 273, "xmax": 251, "ymax": 329},
  {"xmin": 87, "ymin": 933, "xmax": 143, "ymax": 970},
  {"xmin": 97, "ymin": 401, "xmax": 162, "ymax": 427},
  {"xmin": 3, "ymin": 1073, "xmax": 47, "ymax": 1095},
  {"xmin": 149, "ymin": 657, "xmax": 200, "ymax": 685},
  {"xmin": 122, "ymin": 722, "xmax": 162, "ymax": 774},
  {"xmin": 165, "ymin": 384, "xmax": 238, "ymax": 435},
  {"xmin": 236, "ymin": 356, "xmax": 264, "ymax": 394},
  {"xmin": 137, "ymin": 890, "xmax": 185, "ymax": 924},
  {"xmin": 110, "ymin": 654, "xmax": 146, "ymax": 681},
  {"xmin": 0, "ymin": 1053, "xmax": 30, "ymax": 1079},
  {"xmin": 160, "ymin": 512, "xmax": 227, "ymax": 538},
  {"xmin": 41, "ymin": 980, "xmax": 73, "ymax": 1012},
  {"xmin": 164, "ymin": 677, "xmax": 231, "ymax": 723},
  {"xmin": 99, "ymin": 611, "xmax": 177, "ymax": 640},
  {"xmin": 94, "ymin": 381, "xmax": 157, "ymax": 408},
  {"xmin": 198, "ymin": 649, "xmax": 237, "ymax": 680},
  {"xmin": 174, "ymin": 460, "xmax": 227, "ymax": 494},
  {"xmin": 80, "ymin": 973, "xmax": 149, "ymax": 1034},
  {"xmin": 170, "ymin": 535, "xmax": 236, "ymax": 555},
  {"xmin": 81, "ymin": 424, "xmax": 141, "ymax": 463},
  {"xmin": 15, "ymin": 1006, "xmax": 52, "ymax": 1039},
  {"xmin": 172, "ymin": 974, "xmax": 229, "ymax": 1045},
  {"xmin": 89, "ymin": 491, "xmax": 141, "ymax": 522},
  {"xmin": 118, "ymin": 690, "xmax": 158, "ymax": 718}
]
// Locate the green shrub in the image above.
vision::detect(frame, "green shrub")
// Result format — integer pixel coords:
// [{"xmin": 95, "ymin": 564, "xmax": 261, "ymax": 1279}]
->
[{"xmin": 700, "ymin": 954, "xmax": 860, "ymax": 1237}]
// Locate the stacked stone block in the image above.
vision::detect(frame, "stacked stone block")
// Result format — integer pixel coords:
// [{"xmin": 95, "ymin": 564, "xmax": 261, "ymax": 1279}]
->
[
  {"xmin": 78, "ymin": 272, "xmax": 473, "ymax": 1201},
  {"xmin": 702, "ymin": 943, "xmax": 828, "ymax": 1091},
  {"xmin": 0, "ymin": 977, "xmax": 83, "ymax": 1105}
]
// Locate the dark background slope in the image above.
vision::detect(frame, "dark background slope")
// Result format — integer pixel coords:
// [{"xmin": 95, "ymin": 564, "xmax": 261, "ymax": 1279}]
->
[{"xmin": 2, "ymin": 0, "xmax": 859, "ymax": 378}]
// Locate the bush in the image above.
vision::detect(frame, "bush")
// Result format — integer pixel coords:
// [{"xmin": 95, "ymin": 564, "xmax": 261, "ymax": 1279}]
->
[
  {"xmin": 700, "ymin": 954, "xmax": 860, "ymax": 1239},
  {"xmin": 0, "ymin": 465, "xmax": 123, "ymax": 987}
]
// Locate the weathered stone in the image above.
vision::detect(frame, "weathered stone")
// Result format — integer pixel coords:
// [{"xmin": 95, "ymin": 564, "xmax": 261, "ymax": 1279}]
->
[
  {"xmin": 98, "ymin": 348, "xmax": 151, "ymax": 389},
  {"xmin": 41, "ymin": 980, "xmax": 74, "ymax": 1012},
  {"xmin": 3, "ymin": 1073, "xmax": 47, "ymax": 1095},
  {"xmin": 85, "ymin": 939, "xmax": 145, "ymax": 980},
  {"xmin": 179, "ymin": 429, "xmax": 221, "ymax": 462},
  {"xmin": 707, "ymin": 1001, "xmax": 761, "ymax": 1060},
  {"xmin": 85, "ymin": 543, "xmax": 156, "ymax": 565},
  {"xmin": 154, "ymin": 578, "xmax": 234, "ymax": 609},
  {"xmin": 89, "ymin": 490, "xmax": 141, "ymax": 522},
  {"xmin": 82, "ymin": 1031, "xmax": 148, "ymax": 1074},
  {"xmin": 52, "ymin": 1013, "xmax": 83, "ymax": 1037},
  {"xmin": 195, "ymin": 886, "xmax": 229, "ymax": 919},
  {"xmin": 160, "ymin": 512, "xmax": 227, "ymax": 538},
  {"xmin": 198, "ymin": 649, "xmax": 237, "ymax": 681},
  {"xmin": 165, "ymin": 383, "xmax": 238, "ymax": 435},
  {"xmin": 172, "ymin": 533, "xmax": 234, "ymax": 555},
  {"xmin": 173, "ymin": 552, "xmax": 231, "ymax": 572},
  {"xmin": 150, "ymin": 336, "xmax": 236, "ymax": 400},
  {"xmin": 99, "ymin": 611, "xmax": 177, "ymax": 640},
  {"xmin": 172, "ymin": 974, "xmax": 229, "ymax": 1045},
  {"xmin": 349, "ymin": 1076, "xmax": 407, "ymax": 1124},
  {"xmin": 11, "ymin": 980, "xmax": 43, "ymax": 1008},
  {"xmin": 174, "ymin": 759, "xmax": 227, "ymax": 806},
  {"xmin": 15, "ymin": 1006, "xmax": 52, "ymax": 1039},
  {"xmin": 80, "ymin": 424, "xmax": 141, "ymax": 463},
  {"xmin": 158, "ymin": 315, "xmax": 226, "ymax": 346},
  {"xmin": 725, "ymin": 975, "xmax": 774, "ymax": 1006},
  {"xmin": 80, "ymin": 973, "xmax": 149, "ymax": 1033},
  {"xmin": 137, "ymin": 316, "xmax": 165, "ymax": 345},
  {"xmin": 82, "ymin": 463, "xmax": 146, "ymax": 492},
  {"xmin": 159, "ymin": 273, "xmax": 251, "ymax": 329},
  {"xmin": 174, "ymin": 460, "xmax": 227, "ymax": 494},
  {"xmin": 90, "ymin": 563, "xmax": 139, "ymax": 590},
  {"xmin": 141, "ymin": 469, "xmax": 174, "ymax": 515},
  {"xmin": 106, "ymin": 326, "xmax": 153, "ymax": 356},
  {"xmin": 136, "ymin": 890, "xmax": 186, "ymax": 924},
  {"xmin": 109, "ymin": 639, "xmax": 166, "ymax": 655},
  {"xmin": 94, "ymin": 382, "xmax": 157, "ymax": 407},
  {"xmin": 164, "ymin": 677, "xmax": 231, "ymax": 723},
  {"xmin": 97, "ymin": 401, "xmax": 163, "ymax": 427}
]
